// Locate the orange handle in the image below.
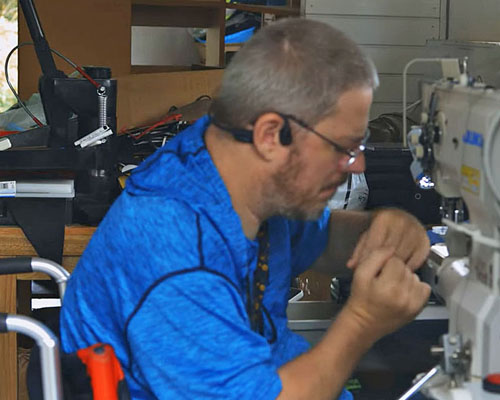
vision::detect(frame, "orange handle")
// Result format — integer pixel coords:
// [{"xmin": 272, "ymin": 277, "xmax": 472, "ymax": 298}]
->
[{"xmin": 77, "ymin": 343, "xmax": 126, "ymax": 400}]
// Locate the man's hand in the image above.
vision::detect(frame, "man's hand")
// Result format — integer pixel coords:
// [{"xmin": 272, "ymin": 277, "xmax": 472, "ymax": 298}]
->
[
  {"xmin": 278, "ymin": 248, "xmax": 430, "ymax": 400},
  {"xmin": 344, "ymin": 248, "xmax": 431, "ymax": 340},
  {"xmin": 346, "ymin": 208, "xmax": 430, "ymax": 271}
]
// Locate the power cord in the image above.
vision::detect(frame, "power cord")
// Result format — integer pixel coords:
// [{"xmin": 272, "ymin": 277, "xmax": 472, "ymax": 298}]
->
[
  {"xmin": 4, "ymin": 42, "xmax": 103, "ymax": 128},
  {"xmin": 5, "ymin": 43, "xmax": 43, "ymax": 127}
]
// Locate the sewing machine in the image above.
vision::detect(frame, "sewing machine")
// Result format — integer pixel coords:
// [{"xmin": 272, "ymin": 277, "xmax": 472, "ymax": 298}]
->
[{"xmin": 402, "ymin": 75, "xmax": 500, "ymax": 399}]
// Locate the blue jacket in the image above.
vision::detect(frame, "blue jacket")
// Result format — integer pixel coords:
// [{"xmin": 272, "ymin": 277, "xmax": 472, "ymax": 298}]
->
[{"xmin": 61, "ymin": 115, "xmax": 351, "ymax": 399}]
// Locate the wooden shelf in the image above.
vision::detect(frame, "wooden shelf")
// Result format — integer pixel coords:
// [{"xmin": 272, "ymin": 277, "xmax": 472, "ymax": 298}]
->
[
  {"xmin": 132, "ymin": 3, "xmax": 224, "ymax": 28},
  {"xmin": 131, "ymin": 0, "xmax": 301, "ymax": 67},
  {"xmin": 226, "ymin": 3, "xmax": 300, "ymax": 16},
  {"xmin": 132, "ymin": 0, "xmax": 223, "ymax": 6},
  {"xmin": 131, "ymin": 0, "xmax": 226, "ymax": 66},
  {"xmin": 0, "ymin": 226, "xmax": 96, "ymax": 257}
]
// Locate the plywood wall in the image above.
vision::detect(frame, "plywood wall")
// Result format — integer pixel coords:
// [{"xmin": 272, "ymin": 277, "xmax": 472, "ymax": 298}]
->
[{"xmin": 18, "ymin": 0, "xmax": 131, "ymax": 100}]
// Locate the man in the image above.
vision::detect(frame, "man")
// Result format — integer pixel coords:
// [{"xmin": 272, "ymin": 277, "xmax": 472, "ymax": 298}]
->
[{"xmin": 61, "ymin": 18, "xmax": 430, "ymax": 399}]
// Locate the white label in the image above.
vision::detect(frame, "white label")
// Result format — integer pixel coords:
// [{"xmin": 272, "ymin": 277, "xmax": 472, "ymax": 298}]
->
[
  {"xmin": 74, "ymin": 125, "xmax": 113, "ymax": 148},
  {"xmin": 0, "ymin": 138, "xmax": 12, "ymax": 151},
  {"xmin": 0, "ymin": 181, "xmax": 16, "ymax": 197}
]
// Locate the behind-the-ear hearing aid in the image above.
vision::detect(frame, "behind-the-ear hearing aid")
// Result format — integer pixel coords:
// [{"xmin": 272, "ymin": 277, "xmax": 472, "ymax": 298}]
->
[{"xmin": 279, "ymin": 116, "xmax": 292, "ymax": 146}]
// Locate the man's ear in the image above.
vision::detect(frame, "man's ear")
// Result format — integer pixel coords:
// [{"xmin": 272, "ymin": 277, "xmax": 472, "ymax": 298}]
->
[{"xmin": 252, "ymin": 113, "xmax": 290, "ymax": 160}]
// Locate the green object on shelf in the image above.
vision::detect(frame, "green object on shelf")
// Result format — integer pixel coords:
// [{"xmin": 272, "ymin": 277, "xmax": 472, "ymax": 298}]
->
[{"xmin": 346, "ymin": 378, "xmax": 362, "ymax": 392}]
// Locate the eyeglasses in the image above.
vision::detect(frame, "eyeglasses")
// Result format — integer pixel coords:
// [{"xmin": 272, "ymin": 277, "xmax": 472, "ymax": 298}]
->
[{"xmin": 279, "ymin": 113, "xmax": 370, "ymax": 167}]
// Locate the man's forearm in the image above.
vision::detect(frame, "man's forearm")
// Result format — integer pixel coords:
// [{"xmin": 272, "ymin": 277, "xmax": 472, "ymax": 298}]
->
[
  {"xmin": 311, "ymin": 210, "xmax": 372, "ymax": 276},
  {"xmin": 277, "ymin": 308, "xmax": 375, "ymax": 400}
]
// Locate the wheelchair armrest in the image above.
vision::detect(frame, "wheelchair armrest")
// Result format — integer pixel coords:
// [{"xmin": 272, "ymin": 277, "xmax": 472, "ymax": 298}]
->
[{"xmin": 0, "ymin": 257, "xmax": 33, "ymax": 274}]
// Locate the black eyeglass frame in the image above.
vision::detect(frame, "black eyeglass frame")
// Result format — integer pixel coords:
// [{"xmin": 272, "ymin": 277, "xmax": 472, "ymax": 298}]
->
[{"xmin": 279, "ymin": 113, "xmax": 370, "ymax": 167}]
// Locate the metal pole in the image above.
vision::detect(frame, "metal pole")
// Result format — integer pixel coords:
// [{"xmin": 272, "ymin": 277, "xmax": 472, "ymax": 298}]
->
[
  {"xmin": 6, "ymin": 315, "xmax": 63, "ymax": 400},
  {"xmin": 31, "ymin": 257, "xmax": 70, "ymax": 300},
  {"xmin": 397, "ymin": 365, "xmax": 441, "ymax": 400}
]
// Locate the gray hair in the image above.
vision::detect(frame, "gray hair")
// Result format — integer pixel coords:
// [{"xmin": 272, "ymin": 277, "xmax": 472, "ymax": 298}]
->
[{"xmin": 209, "ymin": 18, "xmax": 378, "ymax": 128}]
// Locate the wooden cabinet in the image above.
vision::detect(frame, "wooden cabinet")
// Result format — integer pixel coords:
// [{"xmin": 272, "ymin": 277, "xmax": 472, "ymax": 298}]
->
[
  {"xmin": 132, "ymin": 0, "xmax": 301, "ymax": 69},
  {"xmin": 132, "ymin": 0, "xmax": 226, "ymax": 67},
  {"xmin": 18, "ymin": 0, "xmax": 300, "ymax": 99}
]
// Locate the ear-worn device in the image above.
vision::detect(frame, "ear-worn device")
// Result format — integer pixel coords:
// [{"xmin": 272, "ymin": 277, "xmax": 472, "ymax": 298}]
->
[{"xmin": 211, "ymin": 114, "xmax": 293, "ymax": 146}]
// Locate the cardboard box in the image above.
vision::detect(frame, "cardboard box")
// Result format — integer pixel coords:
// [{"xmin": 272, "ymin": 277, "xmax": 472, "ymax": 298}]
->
[{"xmin": 116, "ymin": 69, "xmax": 224, "ymax": 130}]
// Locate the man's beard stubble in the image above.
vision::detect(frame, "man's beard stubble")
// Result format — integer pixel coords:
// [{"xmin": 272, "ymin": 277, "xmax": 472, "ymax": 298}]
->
[{"xmin": 268, "ymin": 148, "xmax": 346, "ymax": 221}]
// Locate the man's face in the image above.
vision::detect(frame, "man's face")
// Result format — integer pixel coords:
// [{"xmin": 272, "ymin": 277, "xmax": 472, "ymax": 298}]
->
[{"xmin": 270, "ymin": 86, "xmax": 373, "ymax": 220}]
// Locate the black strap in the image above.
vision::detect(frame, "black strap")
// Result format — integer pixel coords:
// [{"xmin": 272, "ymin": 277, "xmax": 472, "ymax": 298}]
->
[{"xmin": 211, "ymin": 117, "xmax": 254, "ymax": 143}]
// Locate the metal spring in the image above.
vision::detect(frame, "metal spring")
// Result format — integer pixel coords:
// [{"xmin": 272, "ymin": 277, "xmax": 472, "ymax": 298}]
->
[{"xmin": 97, "ymin": 86, "xmax": 107, "ymax": 128}]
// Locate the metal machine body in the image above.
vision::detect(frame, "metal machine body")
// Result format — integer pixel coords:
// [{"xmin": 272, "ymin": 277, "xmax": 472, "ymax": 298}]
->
[{"xmin": 407, "ymin": 80, "xmax": 500, "ymax": 398}]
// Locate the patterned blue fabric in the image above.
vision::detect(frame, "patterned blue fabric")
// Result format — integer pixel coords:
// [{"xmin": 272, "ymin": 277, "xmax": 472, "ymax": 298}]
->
[
  {"xmin": 61, "ymin": 115, "xmax": 350, "ymax": 399},
  {"xmin": 339, "ymin": 389, "xmax": 353, "ymax": 400}
]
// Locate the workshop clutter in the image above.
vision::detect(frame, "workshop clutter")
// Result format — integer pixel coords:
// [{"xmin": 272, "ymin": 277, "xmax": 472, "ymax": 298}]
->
[
  {"xmin": 114, "ymin": 69, "xmax": 225, "ymax": 190},
  {"xmin": 116, "ymin": 69, "xmax": 224, "ymax": 131},
  {"xmin": 328, "ymin": 173, "xmax": 369, "ymax": 210},
  {"xmin": 0, "ymin": 94, "xmax": 46, "ymax": 131}
]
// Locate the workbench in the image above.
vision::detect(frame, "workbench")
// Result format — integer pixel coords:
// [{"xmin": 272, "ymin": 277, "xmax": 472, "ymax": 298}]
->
[{"xmin": 0, "ymin": 226, "xmax": 95, "ymax": 400}]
